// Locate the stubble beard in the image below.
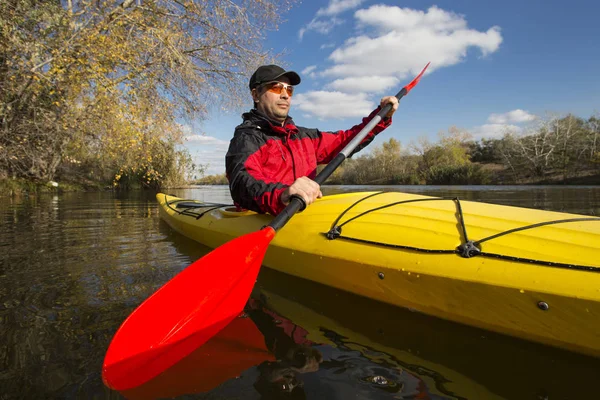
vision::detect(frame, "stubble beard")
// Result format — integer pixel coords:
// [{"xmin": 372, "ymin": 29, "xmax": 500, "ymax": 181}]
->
[
  {"xmin": 274, "ymin": 108, "xmax": 288, "ymax": 121},
  {"xmin": 265, "ymin": 105, "xmax": 288, "ymax": 124}
]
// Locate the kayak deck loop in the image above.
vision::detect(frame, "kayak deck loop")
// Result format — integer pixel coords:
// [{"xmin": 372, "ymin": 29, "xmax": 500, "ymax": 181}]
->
[
  {"xmin": 326, "ymin": 192, "xmax": 600, "ymax": 272},
  {"xmin": 327, "ymin": 192, "xmax": 470, "ymax": 248},
  {"xmin": 164, "ymin": 195, "xmax": 233, "ymax": 220},
  {"xmin": 475, "ymin": 217, "xmax": 600, "ymax": 245}
]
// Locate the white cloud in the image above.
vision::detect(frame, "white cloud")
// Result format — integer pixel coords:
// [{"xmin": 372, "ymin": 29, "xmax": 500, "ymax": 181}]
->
[
  {"xmin": 320, "ymin": 43, "xmax": 336, "ymax": 50},
  {"xmin": 322, "ymin": 5, "xmax": 501, "ymax": 80},
  {"xmin": 470, "ymin": 124, "xmax": 521, "ymax": 139},
  {"xmin": 293, "ymin": 91, "xmax": 374, "ymax": 119},
  {"xmin": 469, "ymin": 110, "xmax": 537, "ymax": 139},
  {"xmin": 488, "ymin": 109, "xmax": 537, "ymax": 124},
  {"xmin": 316, "ymin": 0, "xmax": 366, "ymax": 17},
  {"xmin": 298, "ymin": 27, "xmax": 306, "ymax": 40},
  {"xmin": 299, "ymin": 0, "xmax": 366, "ymax": 40},
  {"xmin": 355, "ymin": 5, "xmax": 467, "ymax": 34},
  {"xmin": 302, "ymin": 65, "xmax": 318, "ymax": 78},
  {"xmin": 325, "ymin": 75, "xmax": 399, "ymax": 93},
  {"xmin": 299, "ymin": 17, "xmax": 344, "ymax": 40},
  {"xmin": 295, "ymin": 5, "xmax": 502, "ymax": 119},
  {"xmin": 185, "ymin": 134, "xmax": 229, "ymax": 145},
  {"xmin": 302, "ymin": 65, "xmax": 317, "ymax": 75},
  {"xmin": 185, "ymin": 135, "xmax": 230, "ymax": 176}
]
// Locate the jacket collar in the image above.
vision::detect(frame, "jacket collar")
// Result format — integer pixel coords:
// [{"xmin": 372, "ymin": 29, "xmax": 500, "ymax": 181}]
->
[{"xmin": 241, "ymin": 109, "xmax": 298, "ymax": 137}]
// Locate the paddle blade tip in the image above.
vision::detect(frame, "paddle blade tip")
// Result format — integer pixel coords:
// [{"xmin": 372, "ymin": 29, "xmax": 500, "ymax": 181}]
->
[
  {"xmin": 101, "ymin": 227, "xmax": 278, "ymax": 391},
  {"xmin": 404, "ymin": 62, "xmax": 431, "ymax": 94}
]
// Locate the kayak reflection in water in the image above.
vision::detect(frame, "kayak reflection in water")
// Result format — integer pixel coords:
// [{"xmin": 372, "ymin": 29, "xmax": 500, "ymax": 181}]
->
[
  {"xmin": 119, "ymin": 296, "xmax": 322, "ymax": 400},
  {"xmin": 246, "ymin": 297, "xmax": 323, "ymax": 399}
]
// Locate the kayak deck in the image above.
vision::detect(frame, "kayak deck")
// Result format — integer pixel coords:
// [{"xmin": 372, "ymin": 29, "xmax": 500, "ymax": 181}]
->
[{"xmin": 157, "ymin": 191, "xmax": 600, "ymax": 357}]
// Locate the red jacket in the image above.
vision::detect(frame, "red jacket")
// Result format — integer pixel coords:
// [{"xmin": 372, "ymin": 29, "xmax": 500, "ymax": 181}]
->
[{"xmin": 226, "ymin": 108, "xmax": 392, "ymax": 215}]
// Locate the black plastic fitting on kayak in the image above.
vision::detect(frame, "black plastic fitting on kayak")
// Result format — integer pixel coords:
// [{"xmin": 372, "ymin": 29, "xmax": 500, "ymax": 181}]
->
[
  {"xmin": 457, "ymin": 240, "xmax": 481, "ymax": 258},
  {"xmin": 326, "ymin": 225, "xmax": 342, "ymax": 240}
]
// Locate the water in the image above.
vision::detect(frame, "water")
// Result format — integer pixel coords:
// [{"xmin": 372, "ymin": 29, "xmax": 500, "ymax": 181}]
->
[{"xmin": 1, "ymin": 185, "xmax": 599, "ymax": 399}]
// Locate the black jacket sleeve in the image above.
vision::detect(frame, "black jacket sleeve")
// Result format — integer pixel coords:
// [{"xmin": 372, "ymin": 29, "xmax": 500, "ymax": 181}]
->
[{"xmin": 225, "ymin": 129, "xmax": 288, "ymax": 215}]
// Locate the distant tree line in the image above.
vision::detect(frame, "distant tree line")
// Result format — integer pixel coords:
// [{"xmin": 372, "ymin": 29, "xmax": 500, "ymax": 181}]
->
[
  {"xmin": 471, "ymin": 114, "xmax": 599, "ymax": 183},
  {"xmin": 327, "ymin": 127, "xmax": 491, "ymax": 185},
  {"xmin": 192, "ymin": 173, "xmax": 228, "ymax": 185},
  {"xmin": 328, "ymin": 114, "xmax": 599, "ymax": 185},
  {"xmin": 1, "ymin": 0, "xmax": 294, "ymax": 189},
  {"xmin": 196, "ymin": 114, "xmax": 599, "ymax": 186}
]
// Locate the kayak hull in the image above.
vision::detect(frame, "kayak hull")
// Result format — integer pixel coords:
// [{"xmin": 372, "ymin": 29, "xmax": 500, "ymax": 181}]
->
[{"xmin": 157, "ymin": 191, "xmax": 600, "ymax": 358}]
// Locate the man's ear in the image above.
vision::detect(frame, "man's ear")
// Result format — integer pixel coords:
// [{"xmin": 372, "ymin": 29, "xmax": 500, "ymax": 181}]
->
[{"xmin": 251, "ymin": 88, "xmax": 260, "ymax": 103}]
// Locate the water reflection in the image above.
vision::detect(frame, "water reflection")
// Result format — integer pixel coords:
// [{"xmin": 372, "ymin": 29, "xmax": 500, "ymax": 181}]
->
[
  {"xmin": 253, "ymin": 269, "xmax": 599, "ymax": 400},
  {"xmin": 159, "ymin": 217, "xmax": 600, "ymax": 400},
  {"xmin": 0, "ymin": 191, "xmax": 194, "ymax": 398},
  {"xmin": 1, "ymin": 186, "xmax": 599, "ymax": 399},
  {"xmin": 118, "ymin": 290, "xmax": 456, "ymax": 400},
  {"xmin": 117, "ymin": 295, "xmax": 323, "ymax": 399}
]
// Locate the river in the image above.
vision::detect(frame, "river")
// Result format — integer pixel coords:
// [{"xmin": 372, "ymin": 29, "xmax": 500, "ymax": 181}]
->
[{"xmin": 1, "ymin": 185, "xmax": 599, "ymax": 399}]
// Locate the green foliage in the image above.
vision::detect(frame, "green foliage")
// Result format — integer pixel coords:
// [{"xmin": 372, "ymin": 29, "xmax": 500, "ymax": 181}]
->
[
  {"xmin": 468, "ymin": 138, "xmax": 502, "ymax": 163},
  {"xmin": 478, "ymin": 114, "xmax": 600, "ymax": 181},
  {"xmin": 425, "ymin": 164, "xmax": 491, "ymax": 185},
  {"xmin": 192, "ymin": 173, "xmax": 228, "ymax": 185},
  {"xmin": 421, "ymin": 143, "xmax": 469, "ymax": 168},
  {"xmin": 1, "ymin": 0, "xmax": 296, "ymax": 189},
  {"xmin": 325, "ymin": 115, "xmax": 598, "ymax": 186},
  {"xmin": 328, "ymin": 138, "xmax": 421, "ymax": 184}
]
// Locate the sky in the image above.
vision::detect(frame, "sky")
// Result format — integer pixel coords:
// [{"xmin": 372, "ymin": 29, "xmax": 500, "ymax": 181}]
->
[{"xmin": 185, "ymin": 0, "xmax": 600, "ymax": 176}]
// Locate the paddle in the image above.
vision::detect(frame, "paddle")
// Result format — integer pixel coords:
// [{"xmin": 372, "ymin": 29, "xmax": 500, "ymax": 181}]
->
[{"xmin": 102, "ymin": 62, "xmax": 430, "ymax": 391}]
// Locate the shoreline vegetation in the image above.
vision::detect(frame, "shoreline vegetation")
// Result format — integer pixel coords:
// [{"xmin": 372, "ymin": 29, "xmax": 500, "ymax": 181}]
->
[
  {"xmin": 192, "ymin": 120, "xmax": 600, "ymax": 187},
  {"xmin": 1, "ymin": 0, "xmax": 296, "ymax": 196},
  {"xmin": 1, "ymin": 2, "xmax": 598, "ymax": 197},
  {"xmin": 3, "ymin": 115, "xmax": 599, "ymax": 197}
]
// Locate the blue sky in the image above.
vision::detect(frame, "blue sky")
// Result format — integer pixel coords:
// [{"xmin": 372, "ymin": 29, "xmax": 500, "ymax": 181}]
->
[{"xmin": 185, "ymin": 0, "xmax": 600, "ymax": 176}]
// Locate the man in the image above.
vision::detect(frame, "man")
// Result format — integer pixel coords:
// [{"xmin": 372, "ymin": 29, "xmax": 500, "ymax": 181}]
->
[{"xmin": 226, "ymin": 64, "xmax": 399, "ymax": 215}]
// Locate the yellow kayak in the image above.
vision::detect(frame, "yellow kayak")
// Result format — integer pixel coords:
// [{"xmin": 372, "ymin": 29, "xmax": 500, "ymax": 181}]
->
[
  {"xmin": 156, "ymin": 191, "xmax": 600, "ymax": 357},
  {"xmin": 253, "ymin": 268, "xmax": 600, "ymax": 399}
]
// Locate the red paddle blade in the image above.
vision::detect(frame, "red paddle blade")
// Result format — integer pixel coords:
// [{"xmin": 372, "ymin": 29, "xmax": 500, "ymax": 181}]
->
[
  {"xmin": 120, "ymin": 315, "xmax": 273, "ymax": 399},
  {"xmin": 404, "ymin": 62, "xmax": 430, "ymax": 94},
  {"xmin": 102, "ymin": 227, "xmax": 276, "ymax": 391}
]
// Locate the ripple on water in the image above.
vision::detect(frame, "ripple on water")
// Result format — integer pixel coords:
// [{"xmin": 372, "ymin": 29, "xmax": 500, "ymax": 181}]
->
[{"xmin": 1, "ymin": 187, "xmax": 600, "ymax": 399}]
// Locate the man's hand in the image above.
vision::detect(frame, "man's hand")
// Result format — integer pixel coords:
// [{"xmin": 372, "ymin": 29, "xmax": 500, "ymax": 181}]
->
[
  {"xmin": 281, "ymin": 176, "xmax": 322, "ymax": 207},
  {"xmin": 380, "ymin": 96, "xmax": 399, "ymax": 118}
]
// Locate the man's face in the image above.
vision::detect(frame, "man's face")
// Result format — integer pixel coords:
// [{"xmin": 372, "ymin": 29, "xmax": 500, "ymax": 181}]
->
[{"xmin": 253, "ymin": 76, "xmax": 293, "ymax": 125}]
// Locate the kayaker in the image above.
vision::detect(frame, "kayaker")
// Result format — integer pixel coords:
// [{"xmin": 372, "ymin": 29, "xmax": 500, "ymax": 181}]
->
[{"xmin": 226, "ymin": 64, "xmax": 399, "ymax": 215}]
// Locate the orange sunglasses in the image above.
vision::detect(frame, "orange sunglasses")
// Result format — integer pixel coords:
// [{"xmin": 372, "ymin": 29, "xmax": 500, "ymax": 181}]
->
[{"xmin": 262, "ymin": 82, "xmax": 294, "ymax": 97}]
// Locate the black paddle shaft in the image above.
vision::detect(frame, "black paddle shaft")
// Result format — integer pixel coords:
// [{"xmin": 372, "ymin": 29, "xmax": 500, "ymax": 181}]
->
[{"xmin": 268, "ymin": 87, "xmax": 409, "ymax": 232}]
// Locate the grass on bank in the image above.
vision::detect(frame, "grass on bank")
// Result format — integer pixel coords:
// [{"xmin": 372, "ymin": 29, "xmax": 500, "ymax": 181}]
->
[{"xmin": 0, "ymin": 178, "xmax": 105, "ymax": 197}]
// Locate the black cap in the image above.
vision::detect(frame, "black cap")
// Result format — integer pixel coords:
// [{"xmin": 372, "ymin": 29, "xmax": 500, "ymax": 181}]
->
[{"xmin": 249, "ymin": 65, "xmax": 301, "ymax": 90}]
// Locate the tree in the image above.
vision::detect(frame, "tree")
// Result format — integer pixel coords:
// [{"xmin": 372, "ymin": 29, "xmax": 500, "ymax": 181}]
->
[
  {"xmin": 413, "ymin": 127, "xmax": 471, "ymax": 171},
  {"xmin": 468, "ymin": 138, "xmax": 502, "ymax": 163},
  {"xmin": 1, "ymin": 0, "xmax": 296, "ymax": 187},
  {"xmin": 585, "ymin": 114, "xmax": 600, "ymax": 166}
]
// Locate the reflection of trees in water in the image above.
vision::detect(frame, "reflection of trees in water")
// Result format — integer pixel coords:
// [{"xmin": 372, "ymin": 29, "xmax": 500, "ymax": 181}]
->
[
  {"xmin": 3, "ymin": 188, "xmax": 600, "ymax": 398},
  {"xmin": 0, "ymin": 192, "xmax": 202, "ymax": 397}
]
